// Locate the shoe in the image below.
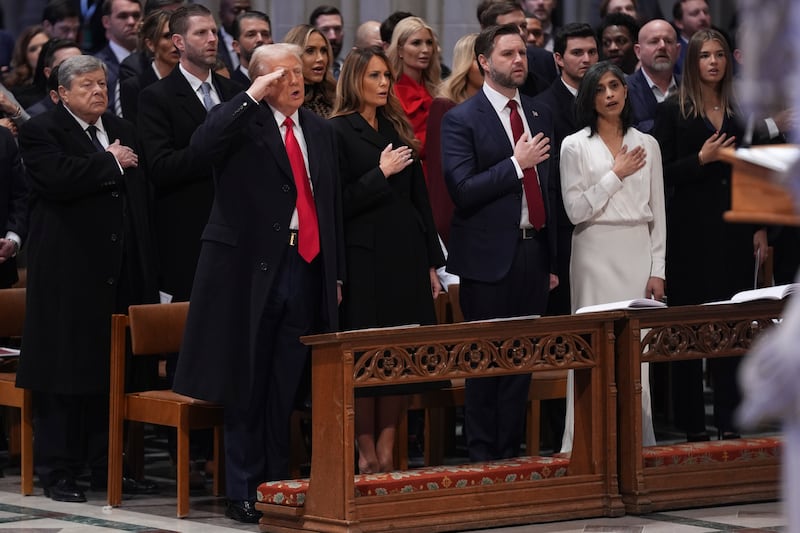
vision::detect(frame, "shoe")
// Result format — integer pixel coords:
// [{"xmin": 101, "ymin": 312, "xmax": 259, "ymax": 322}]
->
[
  {"xmin": 686, "ymin": 432, "xmax": 710, "ymax": 442},
  {"xmin": 44, "ymin": 478, "xmax": 87, "ymax": 502},
  {"xmin": 720, "ymin": 431, "xmax": 741, "ymax": 440},
  {"xmin": 91, "ymin": 476, "xmax": 160, "ymax": 495},
  {"xmin": 226, "ymin": 499, "xmax": 262, "ymax": 523}
]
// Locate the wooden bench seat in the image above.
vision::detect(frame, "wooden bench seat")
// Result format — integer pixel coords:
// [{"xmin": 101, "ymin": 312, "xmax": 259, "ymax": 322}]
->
[
  {"xmin": 258, "ymin": 455, "xmax": 571, "ymax": 507},
  {"xmin": 614, "ymin": 301, "xmax": 784, "ymax": 514},
  {"xmin": 257, "ymin": 313, "xmax": 624, "ymax": 532}
]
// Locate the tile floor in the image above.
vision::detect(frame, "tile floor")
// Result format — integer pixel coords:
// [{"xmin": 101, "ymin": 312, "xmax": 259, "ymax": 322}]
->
[{"xmin": 0, "ymin": 465, "xmax": 785, "ymax": 532}]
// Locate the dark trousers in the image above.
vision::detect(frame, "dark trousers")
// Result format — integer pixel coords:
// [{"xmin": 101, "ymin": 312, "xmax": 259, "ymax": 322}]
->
[
  {"xmin": 224, "ymin": 246, "xmax": 321, "ymax": 500},
  {"xmin": 33, "ymin": 391, "xmax": 108, "ymax": 487},
  {"xmin": 460, "ymin": 233, "xmax": 550, "ymax": 461}
]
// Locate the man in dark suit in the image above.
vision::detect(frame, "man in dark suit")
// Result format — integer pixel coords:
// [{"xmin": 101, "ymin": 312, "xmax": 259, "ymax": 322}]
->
[
  {"xmin": 533, "ymin": 22, "xmax": 597, "ymax": 317},
  {"xmin": 0, "ymin": 127, "xmax": 27, "ymax": 289},
  {"xmin": 16, "ymin": 55, "xmax": 157, "ymax": 502},
  {"xmin": 229, "ymin": 10, "xmax": 272, "ymax": 89},
  {"xmin": 138, "ymin": 4, "xmax": 240, "ymax": 302},
  {"xmin": 172, "ymin": 43, "xmax": 344, "ymax": 524},
  {"xmin": 442, "ymin": 24, "xmax": 558, "ymax": 462},
  {"xmin": 477, "ymin": 0, "xmax": 557, "ymax": 97},
  {"xmin": 216, "ymin": 0, "xmax": 250, "ymax": 73},
  {"xmin": 628, "ymin": 18, "xmax": 681, "ymax": 134},
  {"xmin": 93, "ymin": 0, "xmax": 142, "ymax": 113}
]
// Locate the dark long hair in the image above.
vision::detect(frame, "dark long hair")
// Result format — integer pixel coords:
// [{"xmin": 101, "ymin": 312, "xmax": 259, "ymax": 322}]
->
[
  {"xmin": 574, "ymin": 61, "xmax": 633, "ymax": 135},
  {"xmin": 331, "ymin": 46, "xmax": 419, "ymax": 151}
]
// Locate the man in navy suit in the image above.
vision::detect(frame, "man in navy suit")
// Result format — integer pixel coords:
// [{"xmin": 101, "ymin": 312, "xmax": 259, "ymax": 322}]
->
[
  {"xmin": 442, "ymin": 24, "xmax": 558, "ymax": 462},
  {"xmin": 229, "ymin": 11, "xmax": 273, "ymax": 89},
  {"xmin": 627, "ymin": 18, "xmax": 680, "ymax": 133},
  {"xmin": 93, "ymin": 0, "xmax": 142, "ymax": 113},
  {"xmin": 533, "ymin": 22, "xmax": 597, "ymax": 317},
  {"xmin": 173, "ymin": 43, "xmax": 344, "ymax": 523}
]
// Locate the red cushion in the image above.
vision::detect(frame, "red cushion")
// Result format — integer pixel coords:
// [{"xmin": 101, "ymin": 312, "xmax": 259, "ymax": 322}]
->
[
  {"xmin": 642, "ymin": 436, "xmax": 781, "ymax": 467},
  {"xmin": 257, "ymin": 456, "xmax": 570, "ymax": 507}
]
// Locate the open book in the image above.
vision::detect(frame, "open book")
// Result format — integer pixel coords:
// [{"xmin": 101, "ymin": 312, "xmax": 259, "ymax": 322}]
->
[
  {"xmin": 731, "ymin": 283, "xmax": 799, "ymax": 303},
  {"xmin": 0, "ymin": 347, "xmax": 20, "ymax": 357},
  {"xmin": 575, "ymin": 298, "xmax": 666, "ymax": 314}
]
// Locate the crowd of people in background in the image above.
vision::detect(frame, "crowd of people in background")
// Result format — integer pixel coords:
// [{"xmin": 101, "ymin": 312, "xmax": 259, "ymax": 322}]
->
[{"xmin": 0, "ymin": 0, "xmax": 796, "ymax": 526}]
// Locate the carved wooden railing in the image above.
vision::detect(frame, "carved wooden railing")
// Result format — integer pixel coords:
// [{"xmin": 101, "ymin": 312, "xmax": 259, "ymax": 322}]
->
[
  {"xmin": 614, "ymin": 300, "xmax": 784, "ymax": 514},
  {"xmin": 259, "ymin": 313, "xmax": 625, "ymax": 532}
]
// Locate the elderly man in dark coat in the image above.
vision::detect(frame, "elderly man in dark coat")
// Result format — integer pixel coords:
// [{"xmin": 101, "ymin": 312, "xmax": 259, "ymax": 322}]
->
[
  {"xmin": 172, "ymin": 43, "xmax": 344, "ymax": 524},
  {"xmin": 16, "ymin": 55, "xmax": 158, "ymax": 503}
]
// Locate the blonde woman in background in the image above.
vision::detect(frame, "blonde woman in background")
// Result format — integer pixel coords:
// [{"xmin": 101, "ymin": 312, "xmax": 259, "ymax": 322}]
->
[
  {"xmin": 387, "ymin": 16, "xmax": 442, "ymax": 172},
  {"xmin": 283, "ymin": 24, "xmax": 336, "ymax": 118}
]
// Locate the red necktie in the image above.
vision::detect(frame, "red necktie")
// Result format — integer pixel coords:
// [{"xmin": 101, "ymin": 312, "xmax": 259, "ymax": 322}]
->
[
  {"xmin": 507, "ymin": 100, "xmax": 546, "ymax": 230},
  {"xmin": 283, "ymin": 117, "xmax": 319, "ymax": 262}
]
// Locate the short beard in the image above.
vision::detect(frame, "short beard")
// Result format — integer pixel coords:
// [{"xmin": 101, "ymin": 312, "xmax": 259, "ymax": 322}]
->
[{"xmin": 488, "ymin": 62, "xmax": 524, "ymax": 90}]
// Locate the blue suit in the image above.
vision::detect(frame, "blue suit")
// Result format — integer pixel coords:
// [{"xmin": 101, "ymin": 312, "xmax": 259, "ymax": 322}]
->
[
  {"xmin": 442, "ymin": 88, "xmax": 556, "ymax": 460},
  {"xmin": 627, "ymin": 68, "xmax": 679, "ymax": 134}
]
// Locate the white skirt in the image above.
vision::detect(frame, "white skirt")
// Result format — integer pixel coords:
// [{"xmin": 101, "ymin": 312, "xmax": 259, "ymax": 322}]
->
[{"xmin": 561, "ymin": 223, "xmax": 657, "ymax": 452}]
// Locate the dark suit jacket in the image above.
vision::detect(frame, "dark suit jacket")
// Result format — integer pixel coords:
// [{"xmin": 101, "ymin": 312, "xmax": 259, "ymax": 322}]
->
[
  {"xmin": 230, "ymin": 66, "xmax": 250, "ymax": 89},
  {"xmin": 137, "ymin": 67, "xmax": 241, "ymax": 300},
  {"xmin": 119, "ymin": 64, "xmax": 159, "ymax": 127},
  {"xmin": 442, "ymin": 89, "xmax": 557, "ymax": 283},
  {"xmin": 330, "ymin": 112, "xmax": 444, "ymax": 330},
  {"xmin": 0, "ymin": 128, "xmax": 27, "ymax": 288},
  {"xmin": 16, "ymin": 103, "xmax": 157, "ymax": 394},
  {"xmin": 173, "ymin": 93, "xmax": 344, "ymax": 409},
  {"xmin": 94, "ymin": 45, "xmax": 121, "ymax": 112},
  {"xmin": 532, "ymin": 78, "xmax": 580, "ymax": 315},
  {"xmin": 627, "ymin": 68, "xmax": 680, "ymax": 134},
  {"xmin": 520, "ymin": 45, "xmax": 557, "ymax": 97}
]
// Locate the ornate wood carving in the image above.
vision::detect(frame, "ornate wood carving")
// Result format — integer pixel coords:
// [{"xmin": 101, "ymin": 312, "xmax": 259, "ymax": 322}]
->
[{"xmin": 640, "ymin": 319, "xmax": 776, "ymax": 362}]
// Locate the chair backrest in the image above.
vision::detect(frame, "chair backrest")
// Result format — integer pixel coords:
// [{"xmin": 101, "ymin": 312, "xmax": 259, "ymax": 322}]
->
[
  {"xmin": 0, "ymin": 288, "xmax": 25, "ymax": 338},
  {"xmin": 127, "ymin": 302, "xmax": 190, "ymax": 355}
]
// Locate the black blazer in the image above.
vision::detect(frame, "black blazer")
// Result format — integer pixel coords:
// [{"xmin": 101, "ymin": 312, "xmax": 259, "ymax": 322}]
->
[
  {"xmin": 173, "ymin": 93, "xmax": 345, "ymax": 409},
  {"xmin": 94, "ymin": 45, "xmax": 121, "ymax": 112},
  {"xmin": 330, "ymin": 112, "xmax": 444, "ymax": 330},
  {"xmin": 16, "ymin": 104, "xmax": 157, "ymax": 394},
  {"xmin": 119, "ymin": 63, "xmax": 159, "ymax": 126},
  {"xmin": 521, "ymin": 45, "xmax": 558, "ymax": 97},
  {"xmin": 442, "ymin": 90, "xmax": 557, "ymax": 283},
  {"xmin": 0, "ymin": 127, "xmax": 27, "ymax": 288},
  {"xmin": 137, "ymin": 67, "xmax": 241, "ymax": 300},
  {"xmin": 230, "ymin": 66, "xmax": 250, "ymax": 90}
]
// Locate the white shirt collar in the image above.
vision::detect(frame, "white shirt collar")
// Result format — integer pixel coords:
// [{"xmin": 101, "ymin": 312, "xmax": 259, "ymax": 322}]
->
[
  {"xmin": 108, "ymin": 39, "xmax": 132, "ymax": 63},
  {"xmin": 482, "ymin": 82, "xmax": 520, "ymax": 116},
  {"xmin": 560, "ymin": 77, "xmax": 579, "ymax": 97},
  {"xmin": 270, "ymin": 105, "xmax": 301, "ymax": 131},
  {"xmin": 640, "ymin": 68, "xmax": 678, "ymax": 101},
  {"xmin": 64, "ymin": 104, "xmax": 107, "ymax": 136},
  {"xmin": 179, "ymin": 63, "xmax": 212, "ymax": 92}
]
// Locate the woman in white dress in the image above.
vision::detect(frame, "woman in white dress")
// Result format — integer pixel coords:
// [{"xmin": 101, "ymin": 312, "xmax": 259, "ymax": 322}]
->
[{"xmin": 559, "ymin": 61, "xmax": 666, "ymax": 452}]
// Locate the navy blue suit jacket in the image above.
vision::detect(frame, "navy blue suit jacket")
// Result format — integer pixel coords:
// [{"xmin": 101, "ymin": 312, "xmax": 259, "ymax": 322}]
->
[
  {"xmin": 442, "ymin": 89, "xmax": 557, "ymax": 283},
  {"xmin": 94, "ymin": 45, "xmax": 121, "ymax": 112},
  {"xmin": 627, "ymin": 68, "xmax": 680, "ymax": 134}
]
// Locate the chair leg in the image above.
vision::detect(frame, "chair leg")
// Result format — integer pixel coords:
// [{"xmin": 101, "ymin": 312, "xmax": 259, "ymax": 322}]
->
[
  {"xmin": 20, "ymin": 393, "xmax": 33, "ymax": 495},
  {"xmin": 212, "ymin": 425, "xmax": 224, "ymax": 497},
  {"xmin": 527, "ymin": 399, "xmax": 542, "ymax": 456},
  {"xmin": 107, "ymin": 407, "xmax": 124, "ymax": 507},
  {"xmin": 177, "ymin": 424, "xmax": 190, "ymax": 518}
]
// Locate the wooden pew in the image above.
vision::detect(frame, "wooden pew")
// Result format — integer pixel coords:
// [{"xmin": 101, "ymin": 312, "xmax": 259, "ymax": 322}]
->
[
  {"xmin": 614, "ymin": 301, "xmax": 783, "ymax": 514},
  {"xmin": 257, "ymin": 313, "xmax": 625, "ymax": 532}
]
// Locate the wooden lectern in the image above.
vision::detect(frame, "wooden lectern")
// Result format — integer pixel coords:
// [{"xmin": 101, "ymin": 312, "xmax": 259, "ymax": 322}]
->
[{"xmin": 720, "ymin": 145, "xmax": 800, "ymax": 226}]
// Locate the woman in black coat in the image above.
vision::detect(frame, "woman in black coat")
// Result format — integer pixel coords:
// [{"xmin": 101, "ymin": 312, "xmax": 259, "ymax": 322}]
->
[
  {"xmin": 654, "ymin": 29, "xmax": 767, "ymax": 441},
  {"xmin": 329, "ymin": 46, "xmax": 444, "ymax": 473}
]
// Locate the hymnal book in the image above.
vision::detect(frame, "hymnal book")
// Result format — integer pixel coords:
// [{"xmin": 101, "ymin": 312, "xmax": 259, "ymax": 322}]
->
[
  {"xmin": 0, "ymin": 347, "xmax": 20, "ymax": 357},
  {"xmin": 575, "ymin": 299, "xmax": 666, "ymax": 314},
  {"xmin": 730, "ymin": 284, "xmax": 799, "ymax": 303}
]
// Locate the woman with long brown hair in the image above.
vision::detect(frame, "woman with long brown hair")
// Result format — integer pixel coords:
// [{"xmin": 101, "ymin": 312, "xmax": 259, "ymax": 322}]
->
[
  {"xmin": 654, "ymin": 29, "xmax": 768, "ymax": 441},
  {"xmin": 329, "ymin": 46, "xmax": 444, "ymax": 473}
]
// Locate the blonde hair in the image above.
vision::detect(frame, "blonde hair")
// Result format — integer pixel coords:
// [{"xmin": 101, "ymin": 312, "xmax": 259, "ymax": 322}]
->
[
  {"xmin": 386, "ymin": 16, "xmax": 441, "ymax": 96},
  {"xmin": 282, "ymin": 24, "xmax": 336, "ymax": 106},
  {"xmin": 437, "ymin": 33, "xmax": 479, "ymax": 104}
]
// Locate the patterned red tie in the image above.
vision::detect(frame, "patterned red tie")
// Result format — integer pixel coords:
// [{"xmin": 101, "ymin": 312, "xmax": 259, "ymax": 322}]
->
[
  {"xmin": 507, "ymin": 100, "xmax": 546, "ymax": 230},
  {"xmin": 283, "ymin": 117, "xmax": 319, "ymax": 262}
]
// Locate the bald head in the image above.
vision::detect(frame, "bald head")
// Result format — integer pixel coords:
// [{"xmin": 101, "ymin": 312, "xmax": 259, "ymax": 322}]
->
[
  {"xmin": 354, "ymin": 20, "xmax": 382, "ymax": 48},
  {"xmin": 635, "ymin": 19, "xmax": 679, "ymax": 76}
]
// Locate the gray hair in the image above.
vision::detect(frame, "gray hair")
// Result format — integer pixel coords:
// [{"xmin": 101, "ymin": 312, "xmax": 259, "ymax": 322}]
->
[
  {"xmin": 249, "ymin": 43, "xmax": 302, "ymax": 77},
  {"xmin": 58, "ymin": 55, "xmax": 107, "ymax": 89}
]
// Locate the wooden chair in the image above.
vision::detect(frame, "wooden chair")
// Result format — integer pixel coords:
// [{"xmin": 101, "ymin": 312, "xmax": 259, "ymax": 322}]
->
[
  {"xmin": 108, "ymin": 302, "xmax": 225, "ymax": 518},
  {"xmin": 0, "ymin": 287, "xmax": 33, "ymax": 495}
]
